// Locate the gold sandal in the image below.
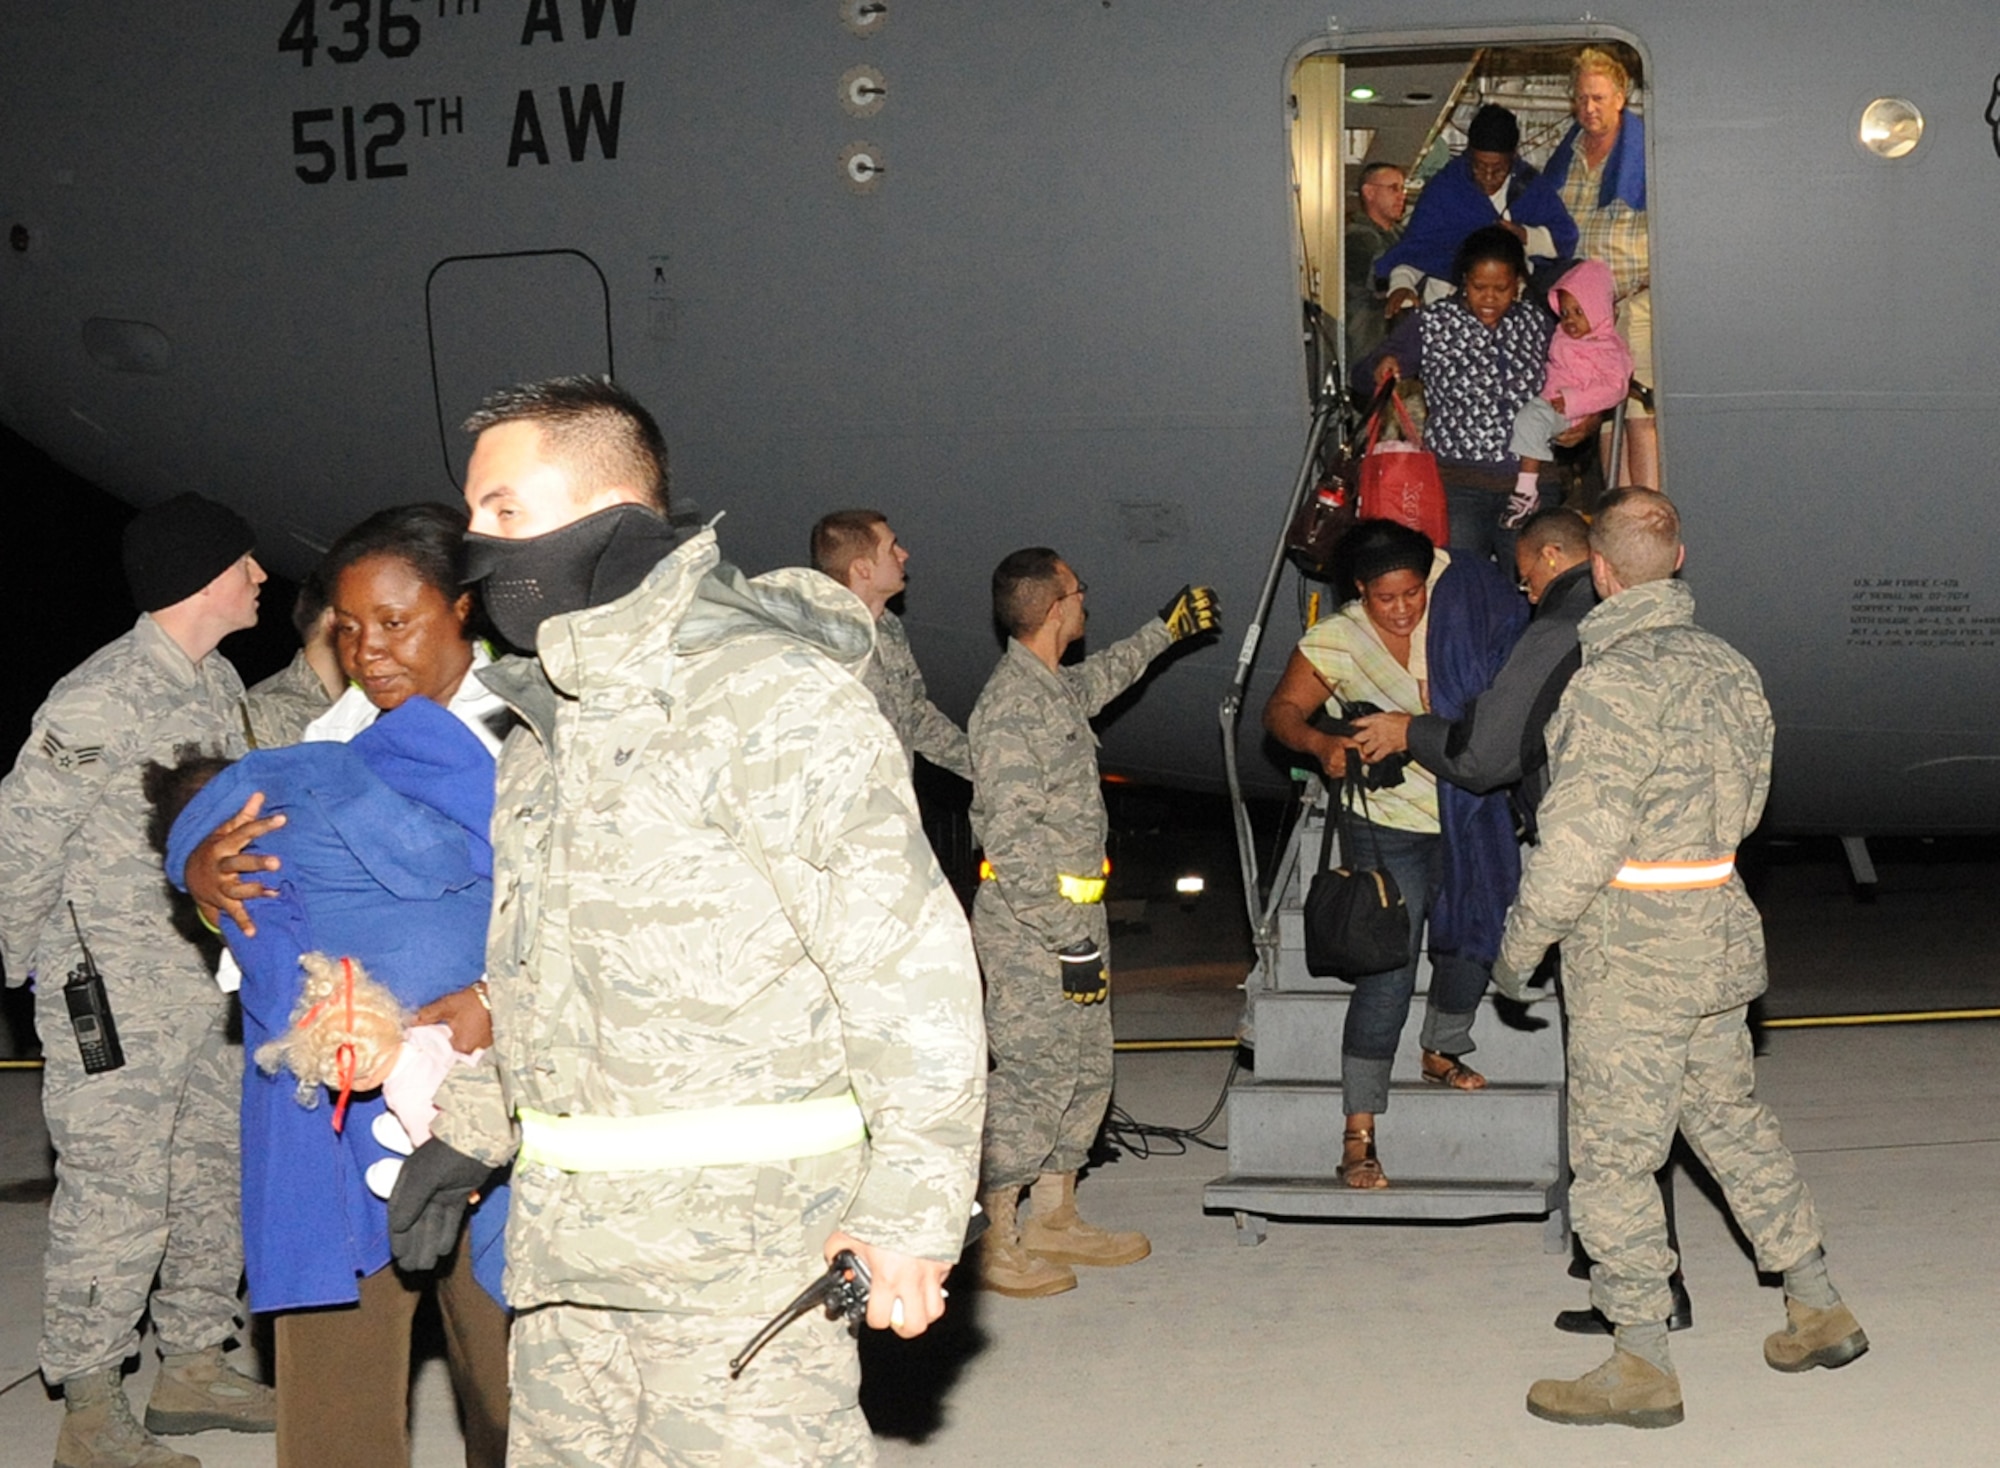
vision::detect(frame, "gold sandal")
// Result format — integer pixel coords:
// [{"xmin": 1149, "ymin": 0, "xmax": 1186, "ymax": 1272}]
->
[
  {"xmin": 1422, "ymin": 1049, "xmax": 1488, "ymax": 1091},
  {"xmin": 1337, "ymin": 1127, "xmax": 1389, "ymax": 1189}
]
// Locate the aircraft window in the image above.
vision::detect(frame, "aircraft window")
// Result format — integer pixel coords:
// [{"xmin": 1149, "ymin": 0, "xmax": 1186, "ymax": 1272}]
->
[
  {"xmin": 1291, "ymin": 39, "xmax": 1659, "ymax": 509},
  {"xmin": 1858, "ymin": 98, "xmax": 1924, "ymax": 159}
]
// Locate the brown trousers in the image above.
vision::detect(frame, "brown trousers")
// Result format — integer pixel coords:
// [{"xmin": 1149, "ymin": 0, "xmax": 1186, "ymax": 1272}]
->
[{"xmin": 273, "ymin": 1229, "xmax": 510, "ymax": 1468}]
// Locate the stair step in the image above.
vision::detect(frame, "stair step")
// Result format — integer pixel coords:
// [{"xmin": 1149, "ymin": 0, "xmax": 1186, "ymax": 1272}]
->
[
  {"xmin": 1251, "ymin": 990, "xmax": 1564, "ymax": 1083},
  {"xmin": 1225, "ymin": 1078, "xmax": 1561, "ymax": 1181},
  {"xmin": 1205, "ymin": 1172, "xmax": 1558, "ymax": 1223}
]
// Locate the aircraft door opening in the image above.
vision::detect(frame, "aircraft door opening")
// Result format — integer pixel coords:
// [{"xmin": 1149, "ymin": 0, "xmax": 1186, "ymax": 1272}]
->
[{"xmin": 1290, "ymin": 39, "xmax": 1659, "ymax": 513}]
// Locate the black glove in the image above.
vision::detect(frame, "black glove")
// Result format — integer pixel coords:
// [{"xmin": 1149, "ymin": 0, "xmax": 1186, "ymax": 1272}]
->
[
  {"xmin": 388, "ymin": 1138, "xmax": 497, "ymax": 1272},
  {"xmin": 1158, "ymin": 585, "xmax": 1221, "ymax": 642},
  {"xmin": 1058, "ymin": 939, "xmax": 1108, "ymax": 1005}
]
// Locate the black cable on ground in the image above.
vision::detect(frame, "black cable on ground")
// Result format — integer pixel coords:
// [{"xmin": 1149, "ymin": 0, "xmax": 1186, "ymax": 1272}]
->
[
  {"xmin": 0, "ymin": 1366, "xmax": 39, "ymax": 1398},
  {"xmin": 1101, "ymin": 1052, "xmax": 1239, "ymax": 1158}
]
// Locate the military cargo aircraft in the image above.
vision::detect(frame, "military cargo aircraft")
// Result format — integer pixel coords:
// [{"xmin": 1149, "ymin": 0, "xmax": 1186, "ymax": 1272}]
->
[{"xmin": 2, "ymin": 0, "xmax": 1995, "ymax": 848}]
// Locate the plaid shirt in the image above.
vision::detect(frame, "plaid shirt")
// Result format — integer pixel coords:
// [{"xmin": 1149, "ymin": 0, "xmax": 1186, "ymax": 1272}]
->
[{"xmin": 1557, "ymin": 151, "xmax": 1649, "ymax": 301}]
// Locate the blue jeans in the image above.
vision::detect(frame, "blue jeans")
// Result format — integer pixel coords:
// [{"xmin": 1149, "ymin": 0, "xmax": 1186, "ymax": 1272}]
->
[
  {"xmin": 1445, "ymin": 479, "xmax": 1550, "ymax": 569},
  {"xmin": 1339, "ymin": 817, "xmax": 1489, "ymax": 1114}
]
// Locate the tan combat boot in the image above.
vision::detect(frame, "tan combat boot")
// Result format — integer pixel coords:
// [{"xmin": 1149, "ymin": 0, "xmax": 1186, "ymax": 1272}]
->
[
  {"xmin": 1525, "ymin": 1349, "xmax": 1685, "ymax": 1429},
  {"xmin": 54, "ymin": 1370, "xmax": 199, "ymax": 1468},
  {"xmin": 1019, "ymin": 1171, "xmax": 1151, "ymax": 1268},
  {"xmin": 975, "ymin": 1188, "xmax": 1077, "ymax": 1298},
  {"xmin": 143, "ymin": 1346, "xmax": 276, "ymax": 1436},
  {"xmin": 1764, "ymin": 1297, "xmax": 1870, "ymax": 1372}
]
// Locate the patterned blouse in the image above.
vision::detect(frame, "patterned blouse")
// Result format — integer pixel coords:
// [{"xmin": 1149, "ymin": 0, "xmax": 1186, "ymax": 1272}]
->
[{"xmin": 1398, "ymin": 299, "xmax": 1553, "ymax": 471}]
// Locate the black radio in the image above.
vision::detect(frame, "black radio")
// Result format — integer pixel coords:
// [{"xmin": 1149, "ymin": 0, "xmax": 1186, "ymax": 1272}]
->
[{"xmin": 62, "ymin": 902, "xmax": 124, "ymax": 1074}]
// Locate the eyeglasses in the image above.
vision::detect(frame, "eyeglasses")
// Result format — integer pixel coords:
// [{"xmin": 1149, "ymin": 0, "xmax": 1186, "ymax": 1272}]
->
[{"xmin": 1061, "ymin": 580, "xmax": 1089, "ymax": 599}]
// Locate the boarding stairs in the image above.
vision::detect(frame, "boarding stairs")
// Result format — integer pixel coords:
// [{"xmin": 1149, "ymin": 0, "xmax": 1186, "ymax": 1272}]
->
[
  {"xmin": 1206, "ymin": 337, "xmax": 1567, "ymax": 1247},
  {"xmin": 1202, "ymin": 787, "xmax": 1568, "ymax": 1247}
]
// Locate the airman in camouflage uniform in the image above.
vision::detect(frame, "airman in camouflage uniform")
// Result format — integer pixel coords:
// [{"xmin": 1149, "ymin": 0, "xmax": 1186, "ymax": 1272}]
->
[
  {"xmin": 968, "ymin": 549, "xmax": 1216, "ymax": 1296},
  {"xmin": 389, "ymin": 379, "xmax": 986, "ymax": 1468},
  {"xmin": 241, "ymin": 575, "xmax": 341, "ymax": 750},
  {"xmin": 1493, "ymin": 490, "xmax": 1867, "ymax": 1429},
  {"xmin": 0, "ymin": 493, "xmax": 277, "ymax": 1468},
  {"xmin": 810, "ymin": 509, "xmax": 971, "ymax": 780}
]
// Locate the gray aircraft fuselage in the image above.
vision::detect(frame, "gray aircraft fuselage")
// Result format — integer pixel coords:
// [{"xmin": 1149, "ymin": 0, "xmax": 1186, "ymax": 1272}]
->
[{"xmin": 1, "ymin": 1, "xmax": 1995, "ymax": 831}]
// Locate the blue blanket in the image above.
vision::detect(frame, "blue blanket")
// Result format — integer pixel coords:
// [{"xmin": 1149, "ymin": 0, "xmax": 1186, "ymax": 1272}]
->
[
  {"xmin": 1426, "ymin": 557, "xmax": 1528, "ymax": 963},
  {"xmin": 1375, "ymin": 153, "xmax": 1579, "ymax": 287},
  {"xmin": 166, "ymin": 697, "xmax": 508, "ymax": 1313},
  {"xmin": 1541, "ymin": 113, "xmax": 1647, "ymax": 214}
]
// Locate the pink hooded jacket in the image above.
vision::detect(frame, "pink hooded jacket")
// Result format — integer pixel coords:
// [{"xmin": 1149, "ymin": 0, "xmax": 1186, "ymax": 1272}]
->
[{"xmin": 1544, "ymin": 259, "xmax": 1633, "ymax": 420}]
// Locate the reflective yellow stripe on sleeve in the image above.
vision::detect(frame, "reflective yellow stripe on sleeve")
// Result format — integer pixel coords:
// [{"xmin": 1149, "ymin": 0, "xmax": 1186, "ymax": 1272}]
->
[
  {"xmin": 1056, "ymin": 872, "xmax": 1107, "ymax": 904},
  {"xmin": 517, "ymin": 1091, "xmax": 867, "ymax": 1173},
  {"xmin": 977, "ymin": 856, "xmax": 1110, "ymax": 904}
]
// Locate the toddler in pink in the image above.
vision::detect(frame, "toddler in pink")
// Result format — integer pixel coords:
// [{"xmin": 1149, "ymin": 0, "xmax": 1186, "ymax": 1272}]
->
[{"xmin": 1503, "ymin": 259, "xmax": 1635, "ymax": 527}]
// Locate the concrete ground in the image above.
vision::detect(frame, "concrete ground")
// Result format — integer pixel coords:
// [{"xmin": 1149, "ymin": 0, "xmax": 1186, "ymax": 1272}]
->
[{"xmin": 1, "ymin": 839, "xmax": 1996, "ymax": 1465}]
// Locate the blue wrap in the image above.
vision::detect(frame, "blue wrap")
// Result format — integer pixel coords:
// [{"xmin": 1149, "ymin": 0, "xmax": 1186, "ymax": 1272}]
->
[
  {"xmin": 1540, "ymin": 113, "xmax": 1647, "ymax": 214},
  {"xmin": 1424, "ymin": 557, "xmax": 1528, "ymax": 964},
  {"xmin": 165, "ymin": 697, "xmax": 509, "ymax": 1313}
]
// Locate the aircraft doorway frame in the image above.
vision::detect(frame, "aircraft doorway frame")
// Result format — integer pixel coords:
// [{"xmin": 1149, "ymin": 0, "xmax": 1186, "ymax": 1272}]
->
[{"xmin": 1286, "ymin": 24, "xmax": 1660, "ymax": 495}]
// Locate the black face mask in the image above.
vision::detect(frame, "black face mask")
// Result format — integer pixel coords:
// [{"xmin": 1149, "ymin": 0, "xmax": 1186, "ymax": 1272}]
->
[{"xmin": 462, "ymin": 503, "xmax": 679, "ymax": 653}]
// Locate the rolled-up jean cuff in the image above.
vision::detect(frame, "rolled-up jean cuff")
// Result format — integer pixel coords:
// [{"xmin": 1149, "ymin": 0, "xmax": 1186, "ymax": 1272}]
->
[
  {"xmin": 1418, "ymin": 1002, "xmax": 1478, "ymax": 1057},
  {"xmin": 1342, "ymin": 1052, "xmax": 1394, "ymax": 1116}
]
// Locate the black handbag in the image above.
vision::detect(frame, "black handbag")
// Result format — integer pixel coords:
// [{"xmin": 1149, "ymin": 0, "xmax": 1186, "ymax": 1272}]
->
[{"xmin": 1302, "ymin": 772, "xmax": 1410, "ymax": 980}]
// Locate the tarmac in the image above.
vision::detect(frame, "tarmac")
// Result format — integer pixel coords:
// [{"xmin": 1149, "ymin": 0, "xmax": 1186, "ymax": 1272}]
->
[{"xmin": 0, "ymin": 836, "xmax": 1996, "ymax": 1466}]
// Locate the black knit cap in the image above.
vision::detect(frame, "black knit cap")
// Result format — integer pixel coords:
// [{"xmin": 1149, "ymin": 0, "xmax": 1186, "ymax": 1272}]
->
[
  {"xmin": 1465, "ymin": 103, "xmax": 1521, "ymax": 154},
  {"xmin": 1346, "ymin": 519, "xmax": 1435, "ymax": 589},
  {"xmin": 122, "ymin": 493, "xmax": 257, "ymax": 612}
]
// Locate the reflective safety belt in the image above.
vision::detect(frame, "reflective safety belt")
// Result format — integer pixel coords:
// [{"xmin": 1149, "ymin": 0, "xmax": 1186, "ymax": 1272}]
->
[
  {"xmin": 977, "ymin": 856, "xmax": 1111, "ymax": 905},
  {"xmin": 517, "ymin": 1091, "xmax": 866, "ymax": 1173},
  {"xmin": 1609, "ymin": 855, "xmax": 1737, "ymax": 891}
]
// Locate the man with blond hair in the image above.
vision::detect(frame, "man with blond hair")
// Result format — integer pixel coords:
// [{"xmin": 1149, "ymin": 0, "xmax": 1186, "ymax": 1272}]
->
[{"xmin": 1541, "ymin": 46, "xmax": 1655, "ymax": 488}]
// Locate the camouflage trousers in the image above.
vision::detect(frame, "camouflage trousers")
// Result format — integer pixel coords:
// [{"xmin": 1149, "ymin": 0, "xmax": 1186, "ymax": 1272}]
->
[
  {"xmin": 36, "ymin": 989, "xmax": 244, "ymax": 1382},
  {"xmin": 507, "ymin": 1300, "xmax": 870, "ymax": 1467},
  {"xmin": 1568, "ymin": 999, "xmax": 1821, "ymax": 1326},
  {"xmin": 973, "ymin": 884, "xmax": 1112, "ymax": 1191}
]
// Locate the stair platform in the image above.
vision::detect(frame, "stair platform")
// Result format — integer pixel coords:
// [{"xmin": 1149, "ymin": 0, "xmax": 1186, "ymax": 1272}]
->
[
  {"xmin": 1205, "ymin": 1173, "xmax": 1566, "ymax": 1247},
  {"xmin": 1203, "ymin": 798, "xmax": 1570, "ymax": 1248}
]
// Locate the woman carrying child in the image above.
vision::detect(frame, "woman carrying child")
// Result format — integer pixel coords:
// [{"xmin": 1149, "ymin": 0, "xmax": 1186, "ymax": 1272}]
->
[
  {"xmin": 161, "ymin": 504, "xmax": 511, "ymax": 1468},
  {"xmin": 1361, "ymin": 223, "xmax": 1559, "ymax": 565}
]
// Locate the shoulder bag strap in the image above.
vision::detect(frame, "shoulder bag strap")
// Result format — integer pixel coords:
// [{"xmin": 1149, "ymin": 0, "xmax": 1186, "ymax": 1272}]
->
[
  {"xmin": 1314, "ymin": 775, "xmax": 1339, "ymax": 874},
  {"xmin": 1339, "ymin": 764, "xmax": 1390, "ymax": 872}
]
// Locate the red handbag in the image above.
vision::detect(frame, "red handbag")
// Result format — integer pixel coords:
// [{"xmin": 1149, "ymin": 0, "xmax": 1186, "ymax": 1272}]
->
[{"xmin": 1357, "ymin": 394, "xmax": 1449, "ymax": 547}]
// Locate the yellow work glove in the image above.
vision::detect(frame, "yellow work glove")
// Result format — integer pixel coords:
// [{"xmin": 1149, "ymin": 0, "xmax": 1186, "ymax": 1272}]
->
[{"xmin": 1159, "ymin": 584, "xmax": 1221, "ymax": 641}]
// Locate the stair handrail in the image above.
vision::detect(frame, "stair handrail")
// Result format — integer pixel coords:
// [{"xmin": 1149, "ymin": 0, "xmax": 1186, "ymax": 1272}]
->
[{"xmin": 1219, "ymin": 306, "xmax": 1356, "ymax": 972}]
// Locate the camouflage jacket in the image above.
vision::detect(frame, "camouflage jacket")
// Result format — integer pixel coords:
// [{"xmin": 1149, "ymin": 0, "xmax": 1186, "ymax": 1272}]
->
[
  {"xmin": 967, "ymin": 620, "xmax": 1171, "ymax": 951},
  {"xmin": 243, "ymin": 648, "xmax": 336, "ymax": 750},
  {"xmin": 1497, "ymin": 579, "xmax": 1773, "ymax": 1017},
  {"xmin": 0, "ymin": 615, "xmax": 244, "ymax": 997},
  {"xmin": 431, "ymin": 529, "xmax": 987, "ymax": 1314},
  {"xmin": 861, "ymin": 610, "xmax": 970, "ymax": 779}
]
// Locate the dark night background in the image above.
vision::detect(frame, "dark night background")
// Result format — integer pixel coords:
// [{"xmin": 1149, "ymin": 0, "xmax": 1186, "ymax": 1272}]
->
[
  {"xmin": 2, "ymin": 425, "xmax": 302, "ymax": 759},
  {"xmin": 0, "ymin": 425, "xmax": 301, "ymax": 1026}
]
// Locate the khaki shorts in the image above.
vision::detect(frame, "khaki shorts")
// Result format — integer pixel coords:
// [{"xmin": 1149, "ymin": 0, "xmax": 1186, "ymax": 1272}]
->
[{"xmin": 1616, "ymin": 288, "xmax": 1654, "ymax": 419}]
